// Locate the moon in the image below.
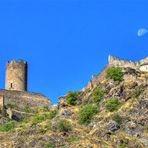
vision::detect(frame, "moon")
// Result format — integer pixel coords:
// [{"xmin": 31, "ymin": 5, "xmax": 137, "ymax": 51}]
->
[{"xmin": 137, "ymin": 28, "xmax": 147, "ymax": 37}]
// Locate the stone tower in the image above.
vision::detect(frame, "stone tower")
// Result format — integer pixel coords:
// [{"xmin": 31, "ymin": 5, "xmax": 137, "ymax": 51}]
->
[{"xmin": 5, "ymin": 60, "xmax": 27, "ymax": 91}]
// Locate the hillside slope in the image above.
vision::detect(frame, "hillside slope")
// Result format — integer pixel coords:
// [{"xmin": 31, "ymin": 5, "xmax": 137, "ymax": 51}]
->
[{"xmin": 0, "ymin": 63, "xmax": 147, "ymax": 148}]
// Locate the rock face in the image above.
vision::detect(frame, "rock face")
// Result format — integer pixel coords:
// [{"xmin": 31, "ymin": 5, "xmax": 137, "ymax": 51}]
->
[
  {"xmin": 57, "ymin": 56, "xmax": 148, "ymax": 147},
  {"xmin": 0, "ymin": 55, "xmax": 147, "ymax": 148}
]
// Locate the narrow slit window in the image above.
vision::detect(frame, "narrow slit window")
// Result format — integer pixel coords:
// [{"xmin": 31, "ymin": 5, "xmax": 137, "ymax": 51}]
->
[{"xmin": 10, "ymin": 82, "xmax": 13, "ymax": 88}]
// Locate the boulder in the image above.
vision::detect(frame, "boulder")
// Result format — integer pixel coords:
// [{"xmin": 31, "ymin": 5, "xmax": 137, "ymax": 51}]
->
[{"xmin": 106, "ymin": 121, "xmax": 120, "ymax": 132}]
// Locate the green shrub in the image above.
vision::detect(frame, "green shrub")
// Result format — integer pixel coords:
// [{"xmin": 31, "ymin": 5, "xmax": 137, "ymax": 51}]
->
[
  {"xmin": 112, "ymin": 114, "xmax": 122, "ymax": 125},
  {"xmin": 0, "ymin": 121, "xmax": 15, "ymax": 132},
  {"xmin": 132, "ymin": 86, "xmax": 142, "ymax": 98},
  {"xmin": 44, "ymin": 142, "xmax": 54, "ymax": 148},
  {"xmin": 49, "ymin": 110, "xmax": 57, "ymax": 119},
  {"xmin": 24, "ymin": 105, "xmax": 31, "ymax": 113},
  {"xmin": 66, "ymin": 91, "xmax": 79, "ymax": 105},
  {"xmin": 92, "ymin": 87, "xmax": 104, "ymax": 103},
  {"xmin": 6, "ymin": 101, "xmax": 18, "ymax": 108},
  {"xmin": 57, "ymin": 119, "xmax": 72, "ymax": 132},
  {"xmin": 78, "ymin": 104, "xmax": 98, "ymax": 125},
  {"xmin": 106, "ymin": 67, "xmax": 123, "ymax": 81},
  {"xmin": 105, "ymin": 97, "xmax": 121, "ymax": 112}
]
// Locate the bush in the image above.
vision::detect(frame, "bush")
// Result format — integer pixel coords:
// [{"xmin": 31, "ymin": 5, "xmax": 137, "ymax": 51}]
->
[
  {"xmin": 112, "ymin": 114, "xmax": 122, "ymax": 125},
  {"xmin": 132, "ymin": 86, "xmax": 142, "ymax": 98},
  {"xmin": 0, "ymin": 121, "xmax": 15, "ymax": 132},
  {"xmin": 57, "ymin": 119, "xmax": 72, "ymax": 132},
  {"xmin": 106, "ymin": 67, "xmax": 123, "ymax": 81},
  {"xmin": 66, "ymin": 91, "xmax": 79, "ymax": 105},
  {"xmin": 78, "ymin": 104, "xmax": 98, "ymax": 125},
  {"xmin": 49, "ymin": 110, "xmax": 57, "ymax": 119},
  {"xmin": 105, "ymin": 97, "xmax": 121, "ymax": 112},
  {"xmin": 92, "ymin": 87, "xmax": 104, "ymax": 103}
]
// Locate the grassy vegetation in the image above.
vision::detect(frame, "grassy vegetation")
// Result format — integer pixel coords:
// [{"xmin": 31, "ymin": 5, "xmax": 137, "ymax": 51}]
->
[
  {"xmin": 44, "ymin": 142, "xmax": 54, "ymax": 148},
  {"xmin": 78, "ymin": 104, "xmax": 98, "ymax": 125},
  {"xmin": 57, "ymin": 119, "xmax": 72, "ymax": 132},
  {"xmin": 92, "ymin": 87, "xmax": 104, "ymax": 103},
  {"xmin": 132, "ymin": 86, "xmax": 142, "ymax": 98},
  {"xmin": 106, "ymin": 67, "xmax": 123, "ymax": 81},
  {"xmin": 67, "ymin": 134, "xmax": 79, "ymax": 143},
  {"xmin": 6, "ymin": 101, "xmax": 18, "ymax": 108},
  {"xmin": 18, "ymin": 123, "xmax": 26, "ymax": 129},
  {"xmin": 24, "ymin": 105, "xmax": 31, "ymax": 112},
  {"xmin": 112, "ymin": 113, "xmax": 122, "ymax": 125},
  {"xmin": 66, "ymin": 91, "xmax": 79, "ymax": 105},
  {"xmin": 82, "ymin": 100, "xmax": 90, "ymax": 106},
  {"xmin": 0, "ymin": 120, "xmax": 15, "ymax": 132},
  {"xmin": 118, "ymin": 143, "xmax": 126, "ymax": 148},
  {"xmin": 30, "ymin": 113, "xmax": 49, "ymax": 123},
  {"xmin": 105, "ymin": 97, "xmax": 121, "ymax": 112},
  {"xmin": 49, "ymin": 110, "xmax": 57, "ymax": 119}
]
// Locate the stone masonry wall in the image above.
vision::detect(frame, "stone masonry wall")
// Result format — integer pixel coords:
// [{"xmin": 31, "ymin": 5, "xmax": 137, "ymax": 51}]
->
[
  {"xmin": 5, "ymin": 60, "xmax": 27, "ymax": 91},
  {"xmin": 0, "ymin": 90, "xmax": 51, "ymax": 107}
]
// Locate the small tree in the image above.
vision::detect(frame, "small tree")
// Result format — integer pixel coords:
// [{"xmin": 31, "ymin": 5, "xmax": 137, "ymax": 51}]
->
[
  {"xmin": 78, "ymin": 104, "xmax": 98, "ymax": 125},
  {"xmin": 57, "ymin": 119, "xmax": 72, "ymax": 132},
  {"xmin": 92, "ymin": 87, "xmax": 104, "ymax": 103},
  {"xmin": 106, "ymin": 67, "xmax": 123, "ymax": 81},
  {"xmin": 66, "ymin": 91, "xmax": 79, "ymax": 105},
  {"xmin": 105, "ymin": 97, "xmax": 121, "ymax": 112}
]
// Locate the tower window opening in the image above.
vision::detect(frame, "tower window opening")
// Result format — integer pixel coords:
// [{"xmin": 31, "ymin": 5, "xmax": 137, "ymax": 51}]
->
[{"xmin": 10, "ymin": 82, "xmax": 13, "ymax": 89}]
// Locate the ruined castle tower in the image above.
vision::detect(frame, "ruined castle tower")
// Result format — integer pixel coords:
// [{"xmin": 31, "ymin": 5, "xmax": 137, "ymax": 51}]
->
[{"xmin": 5, "ymin": 60, "xmax": 27, "ymax": 91}]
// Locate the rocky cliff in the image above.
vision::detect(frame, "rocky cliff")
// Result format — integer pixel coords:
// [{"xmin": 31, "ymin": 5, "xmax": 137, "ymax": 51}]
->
[{"xmin": 0, "ymin": 56, "xmax": 147, "ymax": 148}]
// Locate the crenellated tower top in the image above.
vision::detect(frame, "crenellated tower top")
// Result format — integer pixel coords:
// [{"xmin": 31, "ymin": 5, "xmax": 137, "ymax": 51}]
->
[{"xmin": 5, "ymin": 59, "xmax": 27, "ymax": 91}]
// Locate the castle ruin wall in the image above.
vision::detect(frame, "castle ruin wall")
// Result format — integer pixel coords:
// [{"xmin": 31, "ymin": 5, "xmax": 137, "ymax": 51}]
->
[{"xmin": 108, "ymin": 55, "xmax": 148, "ymax": 72}]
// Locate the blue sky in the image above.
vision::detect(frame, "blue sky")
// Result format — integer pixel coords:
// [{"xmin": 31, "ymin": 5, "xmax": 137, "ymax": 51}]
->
[{"xmin": 0, "ymin": 0, "xmax": 148, "ymax": 104}]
